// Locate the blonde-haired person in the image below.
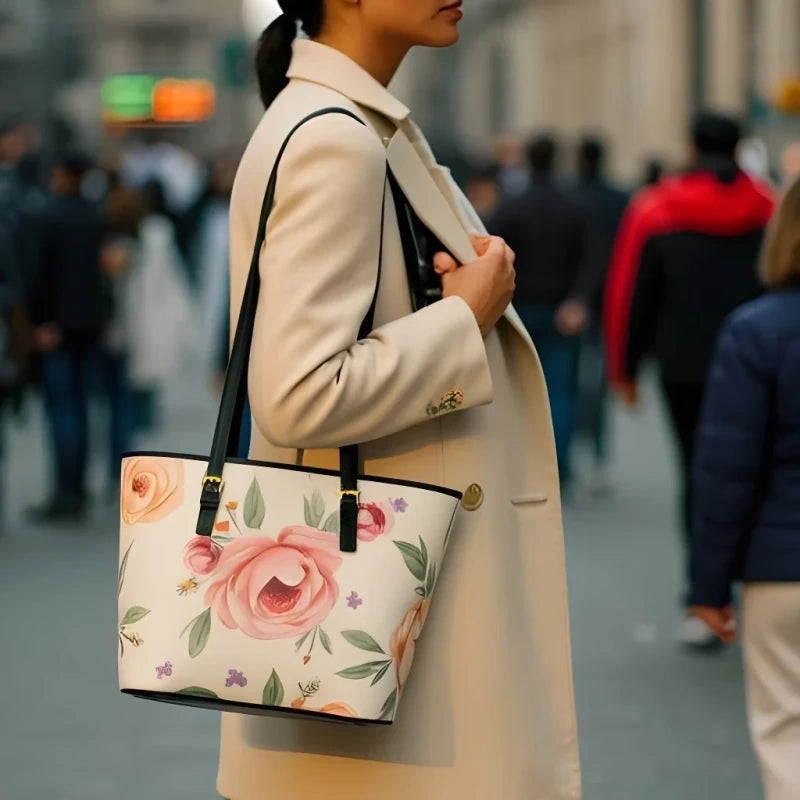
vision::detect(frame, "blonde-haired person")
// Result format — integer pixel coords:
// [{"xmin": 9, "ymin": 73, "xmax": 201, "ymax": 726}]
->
[
  {"xmin": 218, "ymin": 1, "xmax": 581, "ymax": 799},
  {"xmin": 690, "ymin": 177, "xmax": 800, "ymax": 800}
]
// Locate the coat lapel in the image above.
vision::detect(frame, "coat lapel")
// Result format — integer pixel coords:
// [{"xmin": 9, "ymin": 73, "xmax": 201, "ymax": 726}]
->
[
  {"xmin": 386, "ymin": 129, "xmax": 477, "ymax": 267},
  {"xmin": 387, "ymin": 128, "xmax": 536, "ymax": 350}
]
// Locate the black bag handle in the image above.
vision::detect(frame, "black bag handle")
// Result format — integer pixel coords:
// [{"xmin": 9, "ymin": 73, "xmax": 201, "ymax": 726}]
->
[{"xmin": 197, "ymin": 107, "xmax": 387, "ymax": 554}]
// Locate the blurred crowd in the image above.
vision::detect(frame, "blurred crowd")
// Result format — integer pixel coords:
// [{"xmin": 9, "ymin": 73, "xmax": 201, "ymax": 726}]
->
[
  {"xmin": 2, "ymin": 104, "xmax": 800, "ymax": 797},
  {"xmin": 0, "ymin": 120, "xmax": 239, "ymax": 523}
]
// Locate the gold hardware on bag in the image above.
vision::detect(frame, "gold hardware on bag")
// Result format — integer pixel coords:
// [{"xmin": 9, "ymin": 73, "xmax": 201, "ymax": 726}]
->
[
  {"xmin": 202, "ymin": 475, "xmax": 225, "ymax": 492},
  {"xmin": 337, "ymin": 490, "xmax": 361, "ymax": 498}
]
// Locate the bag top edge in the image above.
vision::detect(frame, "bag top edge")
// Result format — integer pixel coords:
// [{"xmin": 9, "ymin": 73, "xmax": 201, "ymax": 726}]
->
[{"xmin": 121, "ymin": 451, "xmax": 463, "ymax": 500}]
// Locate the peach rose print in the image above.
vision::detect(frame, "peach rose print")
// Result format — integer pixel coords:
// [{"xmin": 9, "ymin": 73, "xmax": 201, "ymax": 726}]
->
[
  {"xmin": 204, "ymin": 526, "xmax": 342, "ymax": 640},
  {"xmin": 357, "ymin": 501, "xmax": 395, "ymax": 542},
  {"xmin": 390, "ymin": 596, "xmax": 431, "ymax": 692},
  {"xmin": 290, "ymin": 697, "xmax": 358, "ymax": 718},
  {"xmin": 183, "ymin": 537, "xmax": 222, "ymax": 576},
  {"xmin": 121, "ymin": 457, "xmax": 184, "ymax": 525}
]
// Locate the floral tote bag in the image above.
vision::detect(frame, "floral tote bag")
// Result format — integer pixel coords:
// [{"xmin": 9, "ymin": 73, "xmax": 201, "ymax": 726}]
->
[{"xmin": 117, "ymin": 109, "xmax": 463, "ymax": 725}]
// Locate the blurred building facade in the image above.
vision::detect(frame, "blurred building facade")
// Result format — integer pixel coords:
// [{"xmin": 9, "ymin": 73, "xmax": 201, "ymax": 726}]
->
[
  {"xmin": 404, "ymin": 0, "xmax": 800, "ymax": 180},
  {"xmin": 1, "ymin": 0, "xmax": 257, "ymax": 155}
]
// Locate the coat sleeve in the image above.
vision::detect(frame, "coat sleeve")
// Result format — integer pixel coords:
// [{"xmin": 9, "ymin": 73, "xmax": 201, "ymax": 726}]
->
[
  {"xmin": 248, "ymin": 115, "xmax": 493, "ymax": 450},
  {"xmin": 689, "ymin": 315, "xmax": 770, "ymax": 607}
]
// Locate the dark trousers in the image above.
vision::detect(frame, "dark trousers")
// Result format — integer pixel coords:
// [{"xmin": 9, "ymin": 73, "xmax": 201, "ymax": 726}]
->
[
  {"xmin": 40, "ymin": 348, "xmax": 93, "ymax": 499},
  {"xmin": 40, "ymin": 348, "xmax": 134, "ymax": 499},
  {"xmin": 517, "ymin": 306, "xmax": 582, "ymax": 486},
  {"xmin": 660, "ymin": 378, "xmax": 706, "ymax": 599},
  {"xmin": 102, "ymin": 353, "xmax": 134, "ymax": 484},
  {"xmin": 579, "ymin": 326, "xmax": 610, "ymax": 465}
]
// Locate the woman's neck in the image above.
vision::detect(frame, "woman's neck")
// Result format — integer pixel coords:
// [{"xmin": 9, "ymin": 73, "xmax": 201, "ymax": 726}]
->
[{"xmin": 313, "ymin": 31, "xmax": 409, "ymax": 87}]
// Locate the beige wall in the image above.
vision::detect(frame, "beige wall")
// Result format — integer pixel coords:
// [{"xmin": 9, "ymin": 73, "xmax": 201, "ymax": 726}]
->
[
  {"xmin": 406, "ymin": 0, "xmax": 799, "ymax": 182},
  {"xmin": 440, "ymin": 0, "xmax": 695, "ymax": 181}
]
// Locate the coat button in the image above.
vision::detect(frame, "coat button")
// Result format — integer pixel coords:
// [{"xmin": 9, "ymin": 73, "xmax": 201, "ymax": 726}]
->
[{"xmin": 461, "ymin": 483, "xmax": 484, "ymax": 511}]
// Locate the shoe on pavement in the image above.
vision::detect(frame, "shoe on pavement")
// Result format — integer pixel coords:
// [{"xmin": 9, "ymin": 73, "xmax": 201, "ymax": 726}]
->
[
  {"xmin": 678, "ymin": 614, "xmax": 721, "ymax": 649},
  {"xmin": 26, "ymin": 495, "xmax": 87, "ymax": 525}
]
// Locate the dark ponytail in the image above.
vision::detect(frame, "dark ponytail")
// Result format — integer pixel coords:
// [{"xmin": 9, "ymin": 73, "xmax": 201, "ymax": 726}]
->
[{"xmin": 255, "ymin": 1, "xmax": 326, "ymax": 109}]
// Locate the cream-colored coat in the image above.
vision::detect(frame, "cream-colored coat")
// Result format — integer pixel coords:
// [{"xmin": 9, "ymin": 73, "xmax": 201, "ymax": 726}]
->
[{"xmin": 219, "ymin": 39, "xmax": 581, "ymax": 800}]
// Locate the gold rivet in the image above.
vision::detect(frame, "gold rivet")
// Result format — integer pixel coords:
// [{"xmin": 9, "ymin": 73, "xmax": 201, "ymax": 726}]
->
[{"xmin": 461, "ymin": 483, "xmax": 484, "ymax": 511}]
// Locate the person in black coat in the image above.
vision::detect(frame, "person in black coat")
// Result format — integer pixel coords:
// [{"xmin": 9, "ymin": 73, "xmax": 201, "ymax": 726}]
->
[
  {"xmin": 572, "ymin": 136, "xmax": 630, "ymax": 489},
  {"xmin": 690, "ymin": 178, "xmax": 800, "ymax": 800},
  {"xmin": 490, "ymin": 135, "xmax": 593, "ymax": 489},
  {"xmin": 26, "ymin": 151, "xmax": 108, "ymax": 522}
]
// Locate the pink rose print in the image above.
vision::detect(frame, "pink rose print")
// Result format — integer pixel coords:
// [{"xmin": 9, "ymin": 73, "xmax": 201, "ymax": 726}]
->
[
  {"xmin": 357, "ymin": 501, "xmax": 395, "ymax": 542},
  {"xmin": 121, "ymin": 457, "xmax": 184, "ymax": 525},
  {"xmin": 183, "ymin": 537, "xmax": 223, "ymax": 576},
  {"xmin": 390, "ymin": 597, "xmax": 431, "ymax": 693},
  {"xmin": 204, "ymin": 526, "xmax": 342, "ymax": 640}
]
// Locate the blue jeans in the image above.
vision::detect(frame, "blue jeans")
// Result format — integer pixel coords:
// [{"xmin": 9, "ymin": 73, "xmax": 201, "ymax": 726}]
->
[
  {"xmin": 41, "ymin": 348, "xmax": 134, "ymax": 499},
  {"xmin": 102, "ymin": 354, "xmax": 134, "ymax": 484},
  {"xmin": 516, "ymin": 306, "xmax": 582, "ymax": 486},
  {"xmin": 41, "ymin": 348, "xmax": 93, "ymax": 499}
]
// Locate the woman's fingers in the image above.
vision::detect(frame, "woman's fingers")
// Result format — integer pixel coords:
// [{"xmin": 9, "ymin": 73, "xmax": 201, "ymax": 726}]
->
[
  {"xmin": 470, "ymin": 234, "xmax": 492, "ymax": 257},
  {"xmin": 433, "ymin": 251, "xmax": 459, "ymax": 275}
]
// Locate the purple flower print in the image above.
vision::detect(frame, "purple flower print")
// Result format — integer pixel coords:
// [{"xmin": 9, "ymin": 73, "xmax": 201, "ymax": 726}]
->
[
  {"xmin": 156, "ymin": 661, "xmax": 173, "ymax": 679},
  {"xmin": 226, "ymin": 669, "xmax": 248, "ymax": 688},
  {"xmin": 347, "ymin": 591, "xmax": 363, "ymax": 610},
  {"xmin": 392, "ymin": 498, "xmax": 408, "ymax": 513}
]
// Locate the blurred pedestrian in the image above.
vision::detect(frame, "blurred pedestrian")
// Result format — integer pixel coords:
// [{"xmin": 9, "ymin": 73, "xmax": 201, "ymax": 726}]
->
[
  {"xmin": 572, "ymin": 136, "xmax": 630, "ymax": 491},
  {"xmin": 464, "ymin": 161, "xmax": 501, "ymax": 225},
  {"xmin": 124, "ymin": 179, "xmax": 192, "ymax": 434},
  {"xmin": 605, "ymin": 112, "xmax": 775, "ymax": 646},
  {"xmin": 489, "ymin": 134, "xmax": 530, "ymax": 197},
  {"xmin": 0, "ymin": 225, "xmax": 32, "ymax": 520},
  {"xmin": 194, "ymin": 156, "xmax": 236, "ymax": 387},
  {"xmin": 26, "ymin": 151, "xmax": 108, "ymax": 522},
  {"xmin": 689, "ymin": 177, "xmax": 800, "ymax": 800},
  {"xmin": 641, "ymin": 158, "xmax": 665, "ymax": 189},
  {"xmin": 491, "ymin": 134, "xmax": 593, "ymax": 490}
]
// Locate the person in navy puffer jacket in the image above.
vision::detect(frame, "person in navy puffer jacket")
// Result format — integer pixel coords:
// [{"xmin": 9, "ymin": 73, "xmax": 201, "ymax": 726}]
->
[{"xmin": 690, "ymin": 177, "xmax": 800, "ymax": 800}]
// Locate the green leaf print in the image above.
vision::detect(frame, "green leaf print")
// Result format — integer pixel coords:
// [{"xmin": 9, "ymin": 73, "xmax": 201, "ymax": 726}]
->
[
  {"xmin": 341, "ymin": 630, "xmax": 386, "ymax": 654},
  {"xmin": 379, "ymin": 689, "xmax": 398, "ymax": 721},
  {"xmin": 425, "ymin": 563, "xmax": 437, "ymax": 598},
  {"xmin": 322, "ymin": 512, "xmax": 340, "ymax": 533},
  {"xmin": 336, "ymin": 661, "xmax": 392, "ymax": 680},
  {"xmin": 263, "ymin": 669, "xmax": 285, "ymax": 706},
  {"xmin": 394, "ymin": 541, "xmax": 427, "ymax": 582},
  {"xmin": 419, "ymin": 537, "xmax": 428, "ymax": 569},
  {"xmin": 295, "ymin": 630, "xmax": 312, "ymax": 651},
  {"xmin": 319, "ymin": 627, "xmax": 333, "ymax": 655},
  {"xmin": 311, "ymin": 490, "xmax": 325, "ymax": 528},
  {"xmin": 121, "ymin": 606, "xmax": 151, "ymax": 626},
  {"xmin": 370, "ymin": 661, "xmax": 392, "ymax": 686},
  {"xmin": 176, "ymin": 687, "xmax": 218, "ymax": 699},
  {"xmin": 244, "ymin": 478, "xmax": 266, "ymax": 529},
  {"xmin": 118, "ymin": 541, "xmax": 133, "ymax": 598},
  {"xmin": 188, "ymin": 608, "xmax": 212, "ymax": 659}
]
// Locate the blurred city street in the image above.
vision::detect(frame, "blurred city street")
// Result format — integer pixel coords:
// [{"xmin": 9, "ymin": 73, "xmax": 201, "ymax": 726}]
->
[{"xmin": 0, "ymin": 359, "xmax": 762, "ymax": 800}]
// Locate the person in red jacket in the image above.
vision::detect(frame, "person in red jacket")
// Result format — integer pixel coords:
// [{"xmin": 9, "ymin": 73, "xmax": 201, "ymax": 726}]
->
[{"xmin": 604, "ymin": 112, "xmax": 775, "ymax": 647}]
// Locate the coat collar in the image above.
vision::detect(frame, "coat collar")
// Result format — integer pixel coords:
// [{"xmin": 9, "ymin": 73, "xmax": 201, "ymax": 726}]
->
[
  {"xmin": 287, "ymin": 39, "xmax": 411, "ymax": 124},
  {"xmin": 288, "ymin": 40, "xmax": 534, "ymax": 350}
]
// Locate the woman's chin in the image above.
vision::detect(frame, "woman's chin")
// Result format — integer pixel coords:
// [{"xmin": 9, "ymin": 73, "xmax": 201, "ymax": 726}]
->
[{"xmin": 423, "ymin": 27, "xmax": 461, "ymax": 48}]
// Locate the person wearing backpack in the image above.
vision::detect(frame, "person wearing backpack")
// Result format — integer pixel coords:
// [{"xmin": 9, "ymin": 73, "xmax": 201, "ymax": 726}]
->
[{"xmin": 690, "ymin": 177, "xmax": 800, "ymax": 799}]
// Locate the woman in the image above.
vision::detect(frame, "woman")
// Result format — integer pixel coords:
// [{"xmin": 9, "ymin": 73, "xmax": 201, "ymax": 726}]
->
[
  {"xmin": 690, "ymin": 178, "xmax": 800, "ymax": 800},
  {"xmin": 221, "ymin": 2, "xmax": 581, "ymax": 798}
]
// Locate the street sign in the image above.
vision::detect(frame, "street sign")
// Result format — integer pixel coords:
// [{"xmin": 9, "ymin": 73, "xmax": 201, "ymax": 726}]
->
[{"xmin": 101, "ymin": 74, "xmax": 217, "ymax": 126}]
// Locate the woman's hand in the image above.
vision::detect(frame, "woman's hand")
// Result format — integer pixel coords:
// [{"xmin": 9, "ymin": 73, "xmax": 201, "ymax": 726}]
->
[
  {"xmin": 689, "ymin": 605, "xmax": 737, "ymax": 643},
  {"xmin": 433, "ymin": 236, "xmax": 516, "ymax": 338}
]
